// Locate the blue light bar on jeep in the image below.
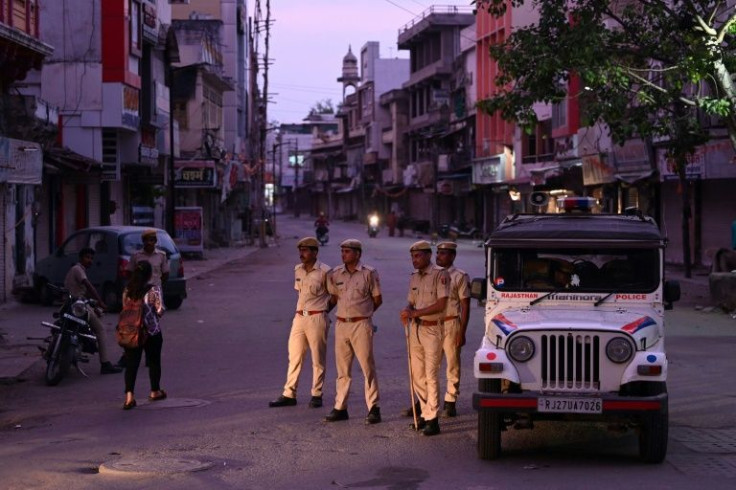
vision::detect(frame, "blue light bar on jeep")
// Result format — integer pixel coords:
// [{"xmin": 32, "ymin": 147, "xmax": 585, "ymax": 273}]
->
[{"xmin": 557, "ymin": 196, "xmax": 597, "ymax": 212}]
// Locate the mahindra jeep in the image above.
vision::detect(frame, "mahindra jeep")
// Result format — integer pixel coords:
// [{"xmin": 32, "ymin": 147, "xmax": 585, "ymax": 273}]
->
[{"xmin": 471, "ymin": 198, "xmax": 680, "ymax": 463}]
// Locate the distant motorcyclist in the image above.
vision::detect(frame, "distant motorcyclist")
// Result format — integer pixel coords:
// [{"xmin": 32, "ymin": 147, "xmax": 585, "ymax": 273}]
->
[{"xmin": 314, "ymin": 212, "xmax": 330, "ymax": 244}]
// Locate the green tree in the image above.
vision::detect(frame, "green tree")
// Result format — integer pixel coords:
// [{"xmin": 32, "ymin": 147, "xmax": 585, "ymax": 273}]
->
[
  {"xmin": 308, "ymin": 99, "xmax": 336, "ymax": 116},
  {"xmin": 475, "ymin": 0, "xmax": 736, "ymax": 277}
]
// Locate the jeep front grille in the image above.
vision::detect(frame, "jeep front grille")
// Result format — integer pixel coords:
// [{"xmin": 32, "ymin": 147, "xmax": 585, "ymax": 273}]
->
[{"xmin": 541, "ymin": 334, "xmax": 600, "ymax": 390}]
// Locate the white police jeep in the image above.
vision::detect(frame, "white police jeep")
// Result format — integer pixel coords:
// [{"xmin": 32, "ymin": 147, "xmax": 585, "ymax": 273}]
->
[{"xmin": 471, "ymin": 198, "xmax": 680, "ymax": 463}]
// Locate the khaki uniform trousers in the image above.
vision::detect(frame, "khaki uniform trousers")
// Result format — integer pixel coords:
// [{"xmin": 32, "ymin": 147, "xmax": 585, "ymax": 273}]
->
[
  {"xmin": 409, "ymin": 321, "xmax": 443, "ymax": 420},
  {"xmin": 441, "ymin": 318, "xmax": 462, "ymax": 403},
  {"xmin": 88, "ymin": 306, "xmax": 110, "ymax": 364},
  {"xmin": 283, "ymin": 313, "xmax": 329, "ymax": 398},
  {"xmin": 334, "ymin": 319, "xmax": 379, "ymax": 411}
]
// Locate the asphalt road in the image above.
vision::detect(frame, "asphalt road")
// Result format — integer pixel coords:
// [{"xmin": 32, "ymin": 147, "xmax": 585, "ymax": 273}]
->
[{"xmin": 0, "ymin": 215, "xmax": 734, "ymax": 489}]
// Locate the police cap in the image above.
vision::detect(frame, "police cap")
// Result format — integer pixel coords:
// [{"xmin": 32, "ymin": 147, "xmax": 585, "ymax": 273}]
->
[
  {"xmin": 297, "ymin": 237, "xmax": 320, "ymax": 249},
  {"xmin": 436, "ymin": 241, "xmax": 457, "ymax": 252},
  {"xmin": 409, "ymin": 240, "xmax": 432, "ymax": 252},
  {"xmin": 340, "ymin": 238, "xmax": 362, "ymax": 251}
]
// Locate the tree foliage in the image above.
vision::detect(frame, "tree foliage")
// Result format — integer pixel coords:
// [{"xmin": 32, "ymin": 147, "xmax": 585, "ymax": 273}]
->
[
  {"xmin": 474, "ymin": 0, "xmax": 736, "ymax": 159},
  {"xmin": 308, "ymin": 99, "xmax": 336, "ymax": 116},
  {"xmin": 474, "ymin": 0, "xmax": 736, "ymax": 276}
]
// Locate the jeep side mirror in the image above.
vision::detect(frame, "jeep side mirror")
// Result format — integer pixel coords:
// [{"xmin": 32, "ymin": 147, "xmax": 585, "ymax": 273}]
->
[
  {"xmin": 470, "ymin": 277, "xmax": 486, "ymax": 301},
  {"xmin": 663, "ymin": 280, "xmax": 680, "ymax": 310}
]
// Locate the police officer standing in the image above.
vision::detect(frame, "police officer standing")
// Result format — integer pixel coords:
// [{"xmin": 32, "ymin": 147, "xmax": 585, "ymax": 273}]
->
[
  {"xmin": 435, "ymin": 241, "xmax": 470, "ymax": 417},
  {"xmin": 400, "ymin": 241, "xmax": 450, "ymax": 436},
  {"xmin": 127, "ymin": 229, "xmax": 169, "ymax": 294},
  {"xmin": 269, "ymin": 237, "xmax": 333, "ymax": 408},
  {"xmin": 325, "ymin": 239, "xmax": 383, "ymax": 425}
]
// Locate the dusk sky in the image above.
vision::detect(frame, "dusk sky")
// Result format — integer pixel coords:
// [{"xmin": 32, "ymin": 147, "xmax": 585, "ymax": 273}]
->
[{"xmin": 251, "ymin": 0, "xmax": 474, "ymax": 124}]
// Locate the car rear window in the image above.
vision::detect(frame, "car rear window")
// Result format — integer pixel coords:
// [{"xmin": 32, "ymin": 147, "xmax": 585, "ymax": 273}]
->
[{"xmin": 120, "ymin": 231, "xmax": 179, "ymax": 256}]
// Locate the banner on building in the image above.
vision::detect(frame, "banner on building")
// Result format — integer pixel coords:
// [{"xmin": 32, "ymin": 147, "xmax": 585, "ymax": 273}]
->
[
  {"xmin": 0, "ymin": 137, "xmax": 42, "ymax": 185},
  {"xmin": 174, "ymin": 206, "xmax": 204, "ymax": 254},
  {"xmin": 472, "ymin": 154, "xmax": 507, "ymax": 184},
  {"xmin": 582, "ymin": 154, "xmax": 614, "ymax": 186},
  {"xmin": 657, "ymin": 148, "xmax": 704, "ymax": 180}
]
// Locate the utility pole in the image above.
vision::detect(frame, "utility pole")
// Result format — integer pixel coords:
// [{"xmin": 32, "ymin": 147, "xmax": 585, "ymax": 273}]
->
[
  {"xmin": 165, "ymin": 27, "xmax": 180, "ymax": 237},
  {"xmin": 258, "ymin": 0, "xmax": 272, "ymax": 247}
]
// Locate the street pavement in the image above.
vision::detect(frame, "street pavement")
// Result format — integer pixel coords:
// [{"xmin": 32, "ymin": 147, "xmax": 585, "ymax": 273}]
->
[{"xmin": 1, "ymin": 214, "xmax": 734, "ymax": 383}]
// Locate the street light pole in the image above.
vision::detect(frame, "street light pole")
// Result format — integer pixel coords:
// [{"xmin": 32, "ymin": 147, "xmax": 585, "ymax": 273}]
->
[
  {"xmin": 293, "ymin": 139, "xmax": 300, "ymax": 218},
  {"xmin": 259, "ymin": 133, "xmax": 267, "ymax": 248},
  {"xmin": 271, "ymin": 142, "xmax": 277, "ymax": 237}
]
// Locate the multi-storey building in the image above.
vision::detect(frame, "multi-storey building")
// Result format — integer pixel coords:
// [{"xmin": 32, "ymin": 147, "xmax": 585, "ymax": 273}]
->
[
  {"xmin": 1, "ymin": 0, "xmax": 53, "ymax": 301},
  {"xmin": 355, "ymin": 42, "xmax": 409, "ymax": 216},
  {"xmin": 172, "ymin": 0, "xmax": 250, "ymax": 245},
  {"xmin": 397, "ymin": 5, "xmax": 475, "ymax": 233}
]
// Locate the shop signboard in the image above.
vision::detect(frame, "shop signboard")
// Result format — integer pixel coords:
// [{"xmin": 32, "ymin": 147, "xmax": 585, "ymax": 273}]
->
[
  {"xmin": 174, "ymin": 160, "xmax": 217, "ymax": 188},
  {"xmin": 174, "ymin": 206, "xmax": 204, "ymax": 254}
]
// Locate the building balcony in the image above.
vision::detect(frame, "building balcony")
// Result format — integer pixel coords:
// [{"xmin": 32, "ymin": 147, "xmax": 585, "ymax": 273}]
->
[
  {"xmin": 397, "ymin": 5, "xmax": 475, "ymax": 47},
  {"xmin": 0, "ymin": 21, "xmax": 52, "ymax": 85}
]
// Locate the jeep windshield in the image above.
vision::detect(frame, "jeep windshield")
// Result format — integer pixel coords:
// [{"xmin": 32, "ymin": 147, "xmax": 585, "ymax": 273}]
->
[{"xmin": 490, "ymin": 248, "xmax": 660, "ymax": 293}]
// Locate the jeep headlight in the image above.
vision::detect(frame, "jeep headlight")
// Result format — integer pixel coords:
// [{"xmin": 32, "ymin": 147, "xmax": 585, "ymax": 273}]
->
[
  {"xmin": 71, "ymin": 300, "xmax": 87, "ymax": 318},
  {"xmin": 507, "ymin": 336, "xmax": 535, "ymax": 362},
  {"xmin": 606, "ymin": 337, "xmax": 634, "ymax": 363}
]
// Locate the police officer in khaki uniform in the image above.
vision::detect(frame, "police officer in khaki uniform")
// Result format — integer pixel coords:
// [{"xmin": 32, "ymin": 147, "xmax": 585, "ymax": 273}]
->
[
  {"xmin": 269, "ymin": 237, "xmax": 333, "ymax": 408},
  {"xmin": 400, "ymin": 240, "xmax": 450, "ymax": 436},
  {"xmin": 325, "ymin": 239, "xmax": 383, "ymax": 425},
  {"xmin": 435, "ymin": 241, "xmax": 471, "ymax": 417},
  {"xmin": 127, "ymin": 229, "xmax": 170, "ymax": 293}
]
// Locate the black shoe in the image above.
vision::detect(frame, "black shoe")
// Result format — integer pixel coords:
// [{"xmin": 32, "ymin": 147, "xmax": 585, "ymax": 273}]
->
[
  {"xmin": 308, "ymin": 396, "xmax": 323, "ymax": 408},
  {"xmin": 100, "ymin": 362, "xmax": 123, "ymax": 374},
  {"xmin": 442, "ymin": 401, "xmax": 457, "ymax": 418},
  {"xmin": 365, "ymin": 406, "xmax": 381, "ymax": 425},
  {"xmin": 410, "ymin": 417, "xmax": 427, "ymax": 431},
  {"xmin": 401, "ymin": 401, "xmax": 421, "ymax": 418},
  {"xmin": 324, "ymin": 408, "xmax": 349, "ymax": 422},
  {"xmin": 114, "ymin": 355, "xmax": 126, "ymax": 369},
  {"xmin": 422, "ymin": 418, "xmax": 440, "ymax": 436},
  {"xmin": 268, "ymin": 395, "xmax": 297, "ymax": 407}
]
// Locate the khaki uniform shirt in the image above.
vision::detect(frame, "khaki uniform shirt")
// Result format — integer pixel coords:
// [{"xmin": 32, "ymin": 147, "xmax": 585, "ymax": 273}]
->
[
  {"xmin": 64, "ymin": 263, "xmax": 89, "ymax": 298},
  {"xmin": 444, "ymin": 265, "xmax": 471, "ymax": 318},
  {"xmin": 328, "ymin": 262, "xmax": 381, "ymax": 318},
  {"xmin": 127, "ymin": 249, "xmax": 170, "ymax": 287},
  {"xmin": 407, "ymin": 264, "xmax": 450, "ymax": 322},
  {"xmin": 295, "ymin": 260, "xmax": 331, "ymax": 312}
]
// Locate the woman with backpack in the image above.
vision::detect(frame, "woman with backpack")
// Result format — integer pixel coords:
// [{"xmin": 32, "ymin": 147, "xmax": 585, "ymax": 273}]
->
[{"xmin": 122, "ymin": 260, "xmax": 166, "ymax": 410}]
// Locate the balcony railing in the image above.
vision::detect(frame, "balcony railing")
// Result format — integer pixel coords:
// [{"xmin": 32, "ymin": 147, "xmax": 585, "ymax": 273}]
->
[
  {"xmin": 398, "ymin": 5, "xmax": 475, "ymax": 35},
  {"xmin": 522, "ymin": 153, "xmax": 556, "ymax": 165}
]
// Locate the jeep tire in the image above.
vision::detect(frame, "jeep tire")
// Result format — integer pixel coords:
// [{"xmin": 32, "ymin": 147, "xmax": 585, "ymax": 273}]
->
[{"xmin": 477, "ymin": 378, "xmax": 502, "ymax": 460}]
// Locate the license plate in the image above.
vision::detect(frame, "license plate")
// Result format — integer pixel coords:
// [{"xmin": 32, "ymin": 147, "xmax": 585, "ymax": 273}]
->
[{"xmin": 537, "ymin": 397, "xmax": 602, "ymax": 414}]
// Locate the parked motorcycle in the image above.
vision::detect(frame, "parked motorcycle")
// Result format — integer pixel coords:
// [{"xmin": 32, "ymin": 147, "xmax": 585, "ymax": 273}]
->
[
  {"xmin": 38, "ymin": 283, "xmax": 99, "ymax": 386},
  {"xmin": 367, "ymin": 213, "xmax": 380, "ymax": 238},
  {"xmin": 448, "ymin": 221, "xmax": 481, "ymax": 240}
]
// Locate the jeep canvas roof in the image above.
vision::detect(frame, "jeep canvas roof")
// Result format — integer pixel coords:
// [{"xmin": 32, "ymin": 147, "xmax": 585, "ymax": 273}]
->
[{"xmin": 487, "ymin": 213, "xmax": 665, "ymax": 248}]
